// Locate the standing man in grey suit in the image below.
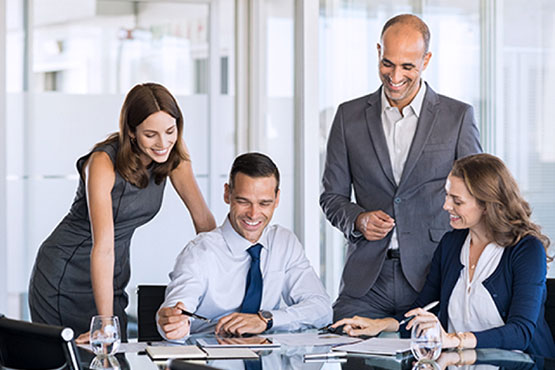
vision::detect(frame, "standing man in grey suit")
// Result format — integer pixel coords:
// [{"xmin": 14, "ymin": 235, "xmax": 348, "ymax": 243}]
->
[{"xmin": 320, "ymin": 14, "xmax": 482, "ymax": 320}]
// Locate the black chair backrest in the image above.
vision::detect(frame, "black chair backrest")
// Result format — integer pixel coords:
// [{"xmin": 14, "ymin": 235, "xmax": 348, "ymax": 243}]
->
[
  {"xmin": 0, "ymin": 315, "xmax": 81, "ymax": 370},
  {"xmin": 546, "ymin": 278, "xmax": 555, "ymax": 342},
  {"xmin": 137, "ymin": 285, "xmax": 166, "ymax": 342}
]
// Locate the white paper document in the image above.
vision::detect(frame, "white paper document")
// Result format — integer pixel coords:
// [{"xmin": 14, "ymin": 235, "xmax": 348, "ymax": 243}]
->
[
  {"xmin": 334, "ymin": 338, "xmax": 412, "ymax": 356},
  {"xmin": 262, "ymin": 332, "xmax": 362, "ymax": 347},
  {"xmin": 146, "ymin": 345, "xmax": 259, "ymax": 360}
]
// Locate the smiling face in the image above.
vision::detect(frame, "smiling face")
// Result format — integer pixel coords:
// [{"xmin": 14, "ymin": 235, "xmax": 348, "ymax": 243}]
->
[
  {"xmin": 443, "ymin": 174, "xmax": 486, "ymax": 233},
  {"xmin": 377, "ymin": 23, "xmax": 431, "ymax": 110},
  {"xmin": 224, "ymin": 173, "xmax": 280, "ymax": 244},
  {"xmin": 131, "ymin": 111, "xmax": 177, "ymax": 165}
]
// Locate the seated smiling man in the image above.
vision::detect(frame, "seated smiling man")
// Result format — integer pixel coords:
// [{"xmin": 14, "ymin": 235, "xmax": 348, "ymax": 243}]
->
[{"xmin": 157, "ymin": 152, "xmax": 332, "ymax": 339}]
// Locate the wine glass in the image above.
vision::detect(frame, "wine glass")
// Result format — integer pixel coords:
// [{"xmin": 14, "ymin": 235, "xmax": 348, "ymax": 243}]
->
[
  {"xmin": 412, "ymin": 359, "xmax": 440, "ymax": 370},
  {"xmin": 89, "ymin": 355, "xmax": 121, "ymax": 370},
  {"xmin": 90, "ymin": 315, "xmax": 121, "ymax": 357},
  {"xmin": 410, "ymin": 320, "xmax": 442, "ymax": 361}
]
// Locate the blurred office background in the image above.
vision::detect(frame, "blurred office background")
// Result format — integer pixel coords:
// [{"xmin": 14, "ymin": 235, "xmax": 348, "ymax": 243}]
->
[{"xmin": 0, "ymin": 0, "xmax": 554, "ymax": 323}]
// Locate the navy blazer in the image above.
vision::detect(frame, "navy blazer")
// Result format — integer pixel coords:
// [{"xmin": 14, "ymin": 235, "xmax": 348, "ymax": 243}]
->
[{"xmin": 411, "ymin": 229, "xmax": 555, "ymax": 357}]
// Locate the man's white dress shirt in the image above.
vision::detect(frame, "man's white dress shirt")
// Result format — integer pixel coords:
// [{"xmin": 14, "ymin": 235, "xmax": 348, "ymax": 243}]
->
[
  {"xmin": 158, "ymin": 217, "xmax": 332, "ymax": 338},
  {"xmin": 380, "ymin": 81, "xmax": 426, "ymax": 250}
]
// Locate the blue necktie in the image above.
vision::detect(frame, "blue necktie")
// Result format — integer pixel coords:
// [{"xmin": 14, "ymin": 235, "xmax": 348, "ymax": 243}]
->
[{"xmin": 240, "ymin": 244, "xmax": 263, "ymax": 314}]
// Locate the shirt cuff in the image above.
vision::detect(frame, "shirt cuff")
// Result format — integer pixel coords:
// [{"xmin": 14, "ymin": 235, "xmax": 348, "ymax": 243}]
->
[{"xmin": 269, "ymin": 309, "xmax": 287, "ymax": 330}]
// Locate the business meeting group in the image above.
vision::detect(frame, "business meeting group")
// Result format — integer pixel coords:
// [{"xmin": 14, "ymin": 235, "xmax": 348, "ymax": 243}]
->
[{"xmin": 11, "ymin": 12, "xmax": 555, "ymax": 369}]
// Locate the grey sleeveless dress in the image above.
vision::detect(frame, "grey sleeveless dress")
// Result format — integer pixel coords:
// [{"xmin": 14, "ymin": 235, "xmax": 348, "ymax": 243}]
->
[{"xmin": 28, "ymin": 141, "xmax": 166, "ymax": 339}]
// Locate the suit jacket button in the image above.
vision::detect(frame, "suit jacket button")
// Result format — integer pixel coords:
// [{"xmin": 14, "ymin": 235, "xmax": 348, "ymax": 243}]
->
[{"xmin": 394, "ymin": 197, "xmax": 401, "ymax": 204}]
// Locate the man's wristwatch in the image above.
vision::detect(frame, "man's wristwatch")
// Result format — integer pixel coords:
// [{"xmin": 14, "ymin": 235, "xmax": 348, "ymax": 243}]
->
[{"xmin": 258, "ymin": 310, "xmax": 273, "ymax": 331}]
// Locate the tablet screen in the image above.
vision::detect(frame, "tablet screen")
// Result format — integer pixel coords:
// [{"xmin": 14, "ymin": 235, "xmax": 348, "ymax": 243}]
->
[{"xmin": 197, "ymin": 336, "xmax": 279, "ymax": 348}]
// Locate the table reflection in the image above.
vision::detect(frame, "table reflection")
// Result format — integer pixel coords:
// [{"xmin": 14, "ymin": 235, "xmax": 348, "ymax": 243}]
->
[
  {"xmin": 77, "ymin": 339, "xmax": 552, "ymax": 370},
  {"xmin": 78, "ymin": 348, "xmax": 131, "ymax": 370}
]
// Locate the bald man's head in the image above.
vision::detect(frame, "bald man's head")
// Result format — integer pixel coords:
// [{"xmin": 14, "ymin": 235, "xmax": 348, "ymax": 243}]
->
[{"xmin": 381, "ymin": 14, "xmax": 430, "ymax": 54}]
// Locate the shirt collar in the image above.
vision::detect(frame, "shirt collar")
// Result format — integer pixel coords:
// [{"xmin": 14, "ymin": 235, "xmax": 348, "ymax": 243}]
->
[
  {"xmin": 381, "ymin": 79, "xmax": 427, "ymax": 118},
  {"xmin": 221, "ymin": 215, "xmax": 270, "ymax": 256}
]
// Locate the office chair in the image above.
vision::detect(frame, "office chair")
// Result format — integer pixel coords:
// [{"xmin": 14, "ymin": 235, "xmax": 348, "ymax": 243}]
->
[
  {"xmin": 168, "ymin": 359, "xmax": 221, "ymax": 370},
  {"xmin": 546, "ymin": 278, "xmax": 555, "ymax": 342},
  {"xmin": 0, "ymin": 314, "xmax": 81, "ymax": 370},
  {"xmin": 137, "ymin": 284, "xmax": 166, "ymax": 342}
]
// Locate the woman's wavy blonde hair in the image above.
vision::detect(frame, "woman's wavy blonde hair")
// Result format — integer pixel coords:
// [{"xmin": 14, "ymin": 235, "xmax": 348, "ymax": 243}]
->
[
  {"xmin": 94, "ymin": 83, "xmax": 188, "ymax": 188},
  {"xmin": 451, "ymin": 153, "xmax": 551, "ymax": 261}
]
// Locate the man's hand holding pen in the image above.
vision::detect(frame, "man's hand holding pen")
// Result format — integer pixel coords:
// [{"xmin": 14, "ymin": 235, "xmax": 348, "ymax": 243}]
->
[
  {"xmin": 157, "ymin": 302, "xmax": 191, "ymax": 339},
  {"xmin": 158, "ymin": 304, "xmax": 267, "ymax": 339}
]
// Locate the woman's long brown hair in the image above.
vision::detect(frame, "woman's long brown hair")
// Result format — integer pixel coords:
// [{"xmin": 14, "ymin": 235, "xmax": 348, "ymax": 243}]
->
[
  {"xmin": 94, "ymin": 83, "xmax": 188, "ymax": 188},
  {"xmin": 451, "ymin": 153, "xmax": 551, "ymax": 261}
]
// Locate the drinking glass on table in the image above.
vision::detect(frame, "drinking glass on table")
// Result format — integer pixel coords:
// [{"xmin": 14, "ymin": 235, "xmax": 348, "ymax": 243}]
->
[
  {"xmin": 90, "ymin": 315, "xmax": 121, "ymax": 357},
  {"xmin": 410, "ymin": 320, "xmax": 442, "ymax": 361},
  {"xmin": 89, "ymin": 354, "xmax": 121, "ymax": 370}
]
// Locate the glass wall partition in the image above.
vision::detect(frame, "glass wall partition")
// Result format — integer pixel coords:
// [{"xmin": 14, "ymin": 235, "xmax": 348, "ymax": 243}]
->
[
  {"xmin": 255, "ymin": 0, "xmax": 295, "ymax": 229},
  {"xmin": 5, "ymin": 0, "xmax": 235, "ymax": 320},
  {"xmin": 497, "ymin": 0, "xmax": 555, "ymax": 270}
]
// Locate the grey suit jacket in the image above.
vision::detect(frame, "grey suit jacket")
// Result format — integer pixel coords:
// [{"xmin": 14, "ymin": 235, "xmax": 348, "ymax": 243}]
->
[{"xmin": 320, "ymin": 83, "xmax": 482, "ymax": 298}]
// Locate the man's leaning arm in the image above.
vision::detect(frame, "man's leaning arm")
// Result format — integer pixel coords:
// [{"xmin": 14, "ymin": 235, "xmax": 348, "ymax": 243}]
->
[{"xmin": 270, "ymin": 230, "xmax": 332, "ymax": 330}]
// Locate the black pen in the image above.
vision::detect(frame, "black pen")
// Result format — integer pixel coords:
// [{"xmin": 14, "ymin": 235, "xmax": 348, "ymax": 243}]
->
[
  {"xmin": 398, "ymin": 300, "xmax": 439, "ymax": 326},
  {"xmin": 318, "ymin": 324, "xmax": 344, "ymax": 335},
  {"xmin": 180, "ymin": 309, "xmax": 211, "ymax": 322}
]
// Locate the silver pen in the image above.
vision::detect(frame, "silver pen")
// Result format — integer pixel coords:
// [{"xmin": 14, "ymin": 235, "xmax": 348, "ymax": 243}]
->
[
  {"xmin": 304, "ymin": 351, "xmax": 347, "ymax": 359},
  {"xmin": 398, "ymin": 300, "xmax": 439, "ymax": 326}
]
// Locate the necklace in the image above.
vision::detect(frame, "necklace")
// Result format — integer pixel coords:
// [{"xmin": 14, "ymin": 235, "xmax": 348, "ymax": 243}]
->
[{"xmin": 469, "ymin": 238, "xmax": 489, "ymax": 272}]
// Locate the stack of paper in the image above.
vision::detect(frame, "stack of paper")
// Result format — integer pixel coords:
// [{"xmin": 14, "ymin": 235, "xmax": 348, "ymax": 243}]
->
[
  {"xmin": 146, "ymin": 345, "xmax": 258, "ymax": 360},
  {"xmin": 333, "ymin": 338, "xmax": 411, "ymax": 356},
  {"xmin": 263, "ymin": 332, "xmax": 361, "ymax": 347}
]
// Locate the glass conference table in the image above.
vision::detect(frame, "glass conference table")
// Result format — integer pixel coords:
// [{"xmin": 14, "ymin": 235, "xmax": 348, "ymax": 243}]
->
[{"xmin": 78, "ymin": 331, "xmax": 551, "ymax": 370}]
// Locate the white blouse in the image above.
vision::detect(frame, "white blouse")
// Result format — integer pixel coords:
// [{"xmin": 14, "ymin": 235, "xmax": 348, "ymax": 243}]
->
[{"xmin": 448, "ymin": 233, "xmax": 505, "ymax": 333}]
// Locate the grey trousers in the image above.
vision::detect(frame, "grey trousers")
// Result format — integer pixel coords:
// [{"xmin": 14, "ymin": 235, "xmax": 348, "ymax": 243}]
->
[{"xmin": 333, "ymin": 258, "xmax": 419, "ymax": 321}]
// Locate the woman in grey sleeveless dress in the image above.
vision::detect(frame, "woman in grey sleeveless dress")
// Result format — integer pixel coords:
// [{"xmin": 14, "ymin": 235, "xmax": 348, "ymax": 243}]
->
[{"xmin": 28, "ymin": 83, "xmax": 216, "ymax": 341}]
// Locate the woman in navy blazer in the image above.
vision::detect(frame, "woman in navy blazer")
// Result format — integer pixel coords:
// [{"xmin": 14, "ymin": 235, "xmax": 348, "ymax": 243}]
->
[{"xmin": 332, "ymin": 153, "xmax": 555, "ymax": 357}]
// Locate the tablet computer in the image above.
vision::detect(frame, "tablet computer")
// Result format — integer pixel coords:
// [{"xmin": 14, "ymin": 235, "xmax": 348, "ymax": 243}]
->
[{"xmin": 197, "ymin": 336, "xmax": 280, "ymax": 349}]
